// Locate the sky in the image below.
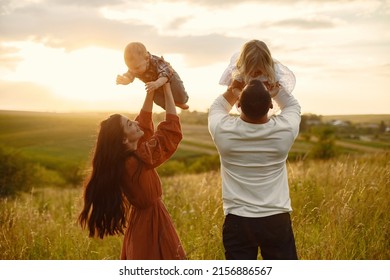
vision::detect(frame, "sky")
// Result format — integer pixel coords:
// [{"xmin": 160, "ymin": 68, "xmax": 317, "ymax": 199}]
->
[{"xmin": 0, "ymin": 0, "xmax": 389, "ymax": 115}]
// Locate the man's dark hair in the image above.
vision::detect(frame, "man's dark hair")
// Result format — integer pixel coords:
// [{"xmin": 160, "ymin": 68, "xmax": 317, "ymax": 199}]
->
[{"xmin": 240, "ymin": 79, "xmax": 271, "ymax": 120}]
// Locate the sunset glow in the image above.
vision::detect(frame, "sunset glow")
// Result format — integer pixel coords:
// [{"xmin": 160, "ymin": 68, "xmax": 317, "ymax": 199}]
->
[{"xmin": 1, "ymin": 0, "xmax": 389, "ymax": 115}]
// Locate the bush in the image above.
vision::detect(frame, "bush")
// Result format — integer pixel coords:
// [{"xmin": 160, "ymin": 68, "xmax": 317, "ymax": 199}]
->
[
  {"xmin": 157, "ymin": 155, "xmax": 221, "ymax": 177},
  {"xmin": 157, "ymin": 160, "xmax": 187, "ymax": 177},
  {"xmin": 0, "ymin": 146, "xmax": 38, "ymax": 197},
  {"xmin": 188, "ymin": 155, "xmax": 220, "ymax": 174},
  {"xmin": 59, "ymin": 163, "xmax": 85, "ymax": 188},
  {"xmin": 310, "ymin": 126, "xmax": 338, "ymax": 159}
]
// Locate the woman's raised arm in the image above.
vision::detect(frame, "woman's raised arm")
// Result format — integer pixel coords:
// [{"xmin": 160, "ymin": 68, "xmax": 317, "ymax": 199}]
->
[
  {"xmin": 141, "ymin": 90, "xmax": 155, "ymax": 113},
  {"xmin": 163, "ymin": 83, "xmax": 177, "ymax": 117}
]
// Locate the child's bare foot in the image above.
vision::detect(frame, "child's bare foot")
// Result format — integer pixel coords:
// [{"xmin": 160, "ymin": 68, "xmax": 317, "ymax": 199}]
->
[{"xmin": 176, "ymin": 103, "xmax": 189, "ymax": 110}]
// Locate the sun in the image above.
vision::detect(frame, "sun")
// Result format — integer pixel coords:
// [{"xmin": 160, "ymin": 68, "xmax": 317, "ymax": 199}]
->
[{"xmin": 4, "ymin": 42, "xmax": 149, "ymax": 103}]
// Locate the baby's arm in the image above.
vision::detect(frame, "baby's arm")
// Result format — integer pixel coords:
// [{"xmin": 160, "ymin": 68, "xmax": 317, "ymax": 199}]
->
[
  {"xmin": 116, "ymin": 72, "xmax": 135, "ymax": 85},
  {"xmin": 145, "ymin": 76, "xmax": 168, "ymax": 94},
  {"xmin": 145, "ymin": 56, "xmax": 173, "ymax": 93}
]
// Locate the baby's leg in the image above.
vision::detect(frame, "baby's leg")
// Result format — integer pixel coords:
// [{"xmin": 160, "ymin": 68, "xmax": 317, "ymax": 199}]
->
[
  {"xmin": 153, "ymin": 71, "xmax": 189, "ymax": 109},
  {"xmin": 170, "ymin": 71, "xmax": 189, "ymax": 108},
  {"xmin": 153, "ymin": 88, "xmax": 166, "ymax": 109},
  {"xmin": 153, "ymin": 87, "xmax": 188, "ymax": 110}
]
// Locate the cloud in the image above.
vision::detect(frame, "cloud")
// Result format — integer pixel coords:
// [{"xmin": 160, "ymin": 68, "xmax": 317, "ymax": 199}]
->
[
  {"xmin": 144, "ymin": 0, "xmax": 352, "ymax": 7},
  {"xmin": 167, "ymin": 16, "xmax": 191, "ymax": 30},
  {"xmin": 271, "ymin": 18, "xmax": 337, "ymax": 29},
  {"xmin": 0, "ymin": 0, "xmax": 388, "ymax": 116},
  {"xmin": 51, "ymin": 0, "xmax": 125, "ymax": 6},
  {"xmin": 0, "ymin": 1, "xmax": 246, "ymax": 67},
  {"xmin": 0, "ymin": 44, "xmax": 22, "ymax": 70},
  {"xmin": 144, "ymin": 34, "xmax": 244, "ymax": 66},
  {"xmin": 0, "ymin": 4, "xmax": 131, "ymax": 49}
]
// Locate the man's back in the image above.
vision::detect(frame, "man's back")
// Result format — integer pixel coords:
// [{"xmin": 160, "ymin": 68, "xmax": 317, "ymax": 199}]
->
[{"xmin": 208, "ymin": 87, "xmax": 301, "ymax": 217}]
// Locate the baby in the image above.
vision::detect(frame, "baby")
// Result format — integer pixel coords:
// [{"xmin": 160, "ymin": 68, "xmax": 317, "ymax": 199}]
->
[{"xmin": 116, "ymin": 42, "xmax": 189, "ymax": 110}]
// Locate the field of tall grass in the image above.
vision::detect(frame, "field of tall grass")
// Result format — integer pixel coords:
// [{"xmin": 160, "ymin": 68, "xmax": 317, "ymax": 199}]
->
[{"xmin": 1, "ymin": 152, "xmax": 388, "ymax": 260}]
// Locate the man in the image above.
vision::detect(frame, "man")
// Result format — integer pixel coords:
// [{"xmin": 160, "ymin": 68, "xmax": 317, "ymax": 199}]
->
[{"xmin": 208, "ymin": 79, "xmax": 301, "ymax": 260}]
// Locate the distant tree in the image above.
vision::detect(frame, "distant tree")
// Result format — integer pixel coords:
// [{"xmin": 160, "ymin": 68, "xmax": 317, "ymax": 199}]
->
[
  {"xmin": 300, "ymin": 114, "xmax": 323, "ymax": 132},
  {"xmin": 379, "ymin": 121, "xmax": 386, "ymax": 134},
  {"xmin": 179, "ymin": 110, "xmax": 208, "ymax": 125},
  {"xmin": 300, "ymin": 115, "xmax": 308, "ymax": 132},
  {"xmin": 311, "ymin": 127, "xmax": 337, "ymax": 159}
]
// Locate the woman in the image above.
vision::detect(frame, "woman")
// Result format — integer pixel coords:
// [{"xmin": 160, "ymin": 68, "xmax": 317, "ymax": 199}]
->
[{"xmin": 79, "ymin": 84, "xmax": 186, "ymax": 259}]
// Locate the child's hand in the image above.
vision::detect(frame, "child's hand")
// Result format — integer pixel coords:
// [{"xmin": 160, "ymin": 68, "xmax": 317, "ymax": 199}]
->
[
  {"xmin": 264, "ymin": 81, "xmax": 280, "ymax": 97},
  {"xmin": 116, "ymin": 74, "xmax": 133, "ymax": 85},
  {"xmin": 145, "ymin": 81, "xmax": 160, "ymax": 93}
]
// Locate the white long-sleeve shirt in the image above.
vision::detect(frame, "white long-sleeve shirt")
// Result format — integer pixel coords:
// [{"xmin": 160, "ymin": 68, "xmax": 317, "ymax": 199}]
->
[{"xmin": 208, "ymin": 88, "xmax": 301, "ymax": 217}]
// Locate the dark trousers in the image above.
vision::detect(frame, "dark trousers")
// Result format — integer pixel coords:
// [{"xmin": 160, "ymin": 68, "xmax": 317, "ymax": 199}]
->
[
  {"xmin": 153, "ymin": 70, "xmax": 189, "ymax": 109},
  {"xmin": 223, "ymin": 213, "xmax": 298, "ymax": 260}
]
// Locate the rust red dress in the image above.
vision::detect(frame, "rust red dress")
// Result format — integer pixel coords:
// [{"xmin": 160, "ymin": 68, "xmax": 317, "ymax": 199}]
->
[{"xmin": 120, "ymin": 110, "xmax": 186, "ymax": 260}]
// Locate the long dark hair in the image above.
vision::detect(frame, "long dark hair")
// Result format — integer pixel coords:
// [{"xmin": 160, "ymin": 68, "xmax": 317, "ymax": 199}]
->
[{"xmin": 78, "ymin": 114, "xmax": 130, "ymax": 238}]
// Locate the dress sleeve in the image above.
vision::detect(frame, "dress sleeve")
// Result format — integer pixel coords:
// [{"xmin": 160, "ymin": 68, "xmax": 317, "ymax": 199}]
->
[
  {"xmin": 274, "ymin": 60, "xmax": 296, "ymax": 95},
  {"xmin": 219, "ymin": 52, "xmax": 240, "ymax": 86},
  {"xmin": 267, "ymin": 60, "xmax": 296, "ymax": 116},
  {"xmin": 135, "ymin": 110, "xmax": 154, "ymax": 141},
  {"xmin": 135, "ymin": 114, "xmax": 182, "ymax": 168}
]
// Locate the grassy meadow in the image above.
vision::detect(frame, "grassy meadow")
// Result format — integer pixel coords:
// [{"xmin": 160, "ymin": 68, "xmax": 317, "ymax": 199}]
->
[{"xmin": 0, "ymin": 111, "xmax": 389, "ymax": 260}]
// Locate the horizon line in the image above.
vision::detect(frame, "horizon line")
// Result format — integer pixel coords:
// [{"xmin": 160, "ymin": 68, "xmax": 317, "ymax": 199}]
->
[{"xmin": 1, "ymin": 108, "xmax": 389, "ymax": 117}]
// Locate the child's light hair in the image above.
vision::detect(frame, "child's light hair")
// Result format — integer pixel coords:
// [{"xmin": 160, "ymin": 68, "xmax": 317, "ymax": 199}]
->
[
  {"xmin": 233, "ymin": 40, "xmax": 275, "ymax": 85},
  {"xmin": 124, "ymin": 42, "xmax": 148, "ymax": 67}
]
